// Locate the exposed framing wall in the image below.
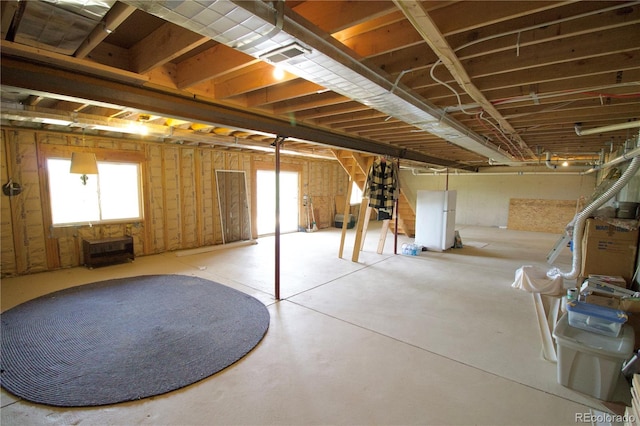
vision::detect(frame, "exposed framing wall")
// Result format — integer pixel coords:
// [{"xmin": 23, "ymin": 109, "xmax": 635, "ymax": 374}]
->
[{"xmin": 1, "ymin": 128, "xmax": 348, "ymax": 277}]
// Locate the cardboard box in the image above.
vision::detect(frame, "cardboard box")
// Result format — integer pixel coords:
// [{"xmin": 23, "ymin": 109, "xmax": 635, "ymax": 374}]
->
[
  {"xmin": 585, "ymin": 294, "xmax": 620, "ymax": 309},
  {"xmin": 581, "ymin": 218, "xmax": 639, "ymax": 285},
  {"xmin": 619, "ymin": 299, "xmax": 640, "ymax": 351}
]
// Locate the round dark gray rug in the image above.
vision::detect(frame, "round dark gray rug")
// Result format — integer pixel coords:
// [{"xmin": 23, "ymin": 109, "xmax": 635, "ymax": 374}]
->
[{"xmin": 0, "ymin": 274, "xmax": 270, "ymax": 407}]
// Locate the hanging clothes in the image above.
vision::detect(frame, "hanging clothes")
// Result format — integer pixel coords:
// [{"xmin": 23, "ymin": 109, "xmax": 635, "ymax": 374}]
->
[{"xmin": 363, "ymin": 157, "xmax": 399, "ymax": 218}]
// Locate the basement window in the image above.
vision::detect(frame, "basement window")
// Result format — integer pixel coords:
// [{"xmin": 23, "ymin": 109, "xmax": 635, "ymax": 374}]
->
[
  {"xmin": 350, "ymin": 182, "xmax": 363, "ymax": 205},
  {"xmin": 47, "ymin": 158, "xmax": 142, "ymax": 226}
]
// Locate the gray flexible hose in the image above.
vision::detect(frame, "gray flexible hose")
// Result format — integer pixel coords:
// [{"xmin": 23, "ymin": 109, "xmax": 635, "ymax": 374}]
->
[{"xmin": 548, "ymin": 156, "xmax": 640, "ymax": 280}]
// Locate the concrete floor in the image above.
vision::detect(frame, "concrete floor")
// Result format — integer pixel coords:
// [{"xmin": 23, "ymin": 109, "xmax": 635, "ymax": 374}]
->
[{"xmin": 0, "ymin": 223, "xmax": 632, "ymax": 425}]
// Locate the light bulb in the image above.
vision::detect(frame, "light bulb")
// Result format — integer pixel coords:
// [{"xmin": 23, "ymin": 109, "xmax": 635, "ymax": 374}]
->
[{"xmin": 273, "ymin": 66, "xmax": 285, "ymax": 80}]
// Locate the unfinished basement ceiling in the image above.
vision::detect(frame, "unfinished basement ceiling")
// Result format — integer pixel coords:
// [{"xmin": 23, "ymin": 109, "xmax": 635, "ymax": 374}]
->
[{"xmin": 1, "ymin": 0, "xmax": 639, "ymax": 170}]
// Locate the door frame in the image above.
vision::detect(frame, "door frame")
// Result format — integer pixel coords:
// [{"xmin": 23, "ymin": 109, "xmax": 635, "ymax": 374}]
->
[{"xmin": 252, "ymin": 161, "xmax": 302, "ymax": 239}]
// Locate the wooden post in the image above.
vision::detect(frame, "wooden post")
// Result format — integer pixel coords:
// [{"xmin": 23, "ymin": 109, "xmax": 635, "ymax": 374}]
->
[
  {"xmin": 351, "ymin": 197, "xmax": 369, "ymax": 262},
  {"xmin": 360, "ymin": 206, "xmax": 372, "ymax": 251},
  {"xmin": 377, "ymin": 219, "xmax": 390, "ymax": 254},
  {"xmin": 338, "ymin": 161, "xmax": 357, "ymax": 258}
]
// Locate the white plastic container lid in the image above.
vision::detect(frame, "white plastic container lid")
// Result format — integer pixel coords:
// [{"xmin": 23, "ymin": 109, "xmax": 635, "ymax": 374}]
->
[
  {"xmin": 566, "ymin": 300, "xmax": 628, "ymax": 323},
  {"xmin": 553, "ymin": 314, "xmax": 634, "ymax": 359}
]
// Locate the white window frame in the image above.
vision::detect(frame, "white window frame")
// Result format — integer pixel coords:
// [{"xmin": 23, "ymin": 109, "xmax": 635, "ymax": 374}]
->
[{"xmin": 47, "ymin": 157, "xmax": 143, "ymax": 227}]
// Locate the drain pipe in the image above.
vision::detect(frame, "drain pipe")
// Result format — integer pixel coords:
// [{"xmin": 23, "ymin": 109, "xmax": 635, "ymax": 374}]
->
[
  {"xmin": 548, "ymin": 155, "xmax": 640, "ymax": 280},
  {"xmin": 582, "ymin": 146, "xmax": 640, "ymax": 174},
  {"xmin": 545, "ymin": 152, "xmax": 557, "ymax": 170},
  {"xmin": 575, "ymin": 121, "xmax": 640, "ymax": 136}
]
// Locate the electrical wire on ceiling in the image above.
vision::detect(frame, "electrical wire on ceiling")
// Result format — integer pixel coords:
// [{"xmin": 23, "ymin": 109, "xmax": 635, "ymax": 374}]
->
[
  {"xmin": 475, "ymin": 111, "xmax": 527, "ymax": 160},
  {"xmin": 429, "ymin": 59, "xmax": 478, "ymax": 117},
  {"xmin": 492, "ymin": 84, "xmax": 640, "ymax": 106},
  {"xmin": 452, "ymin": 1, "xmax": 640, "ymax": 57},
  {"xmin": 425, "ymin": 1, "xmax": 640, "ymax": 159},
  {"xmin": 502, "ymin": 100, "xmax": 578, "ymax": 120}
]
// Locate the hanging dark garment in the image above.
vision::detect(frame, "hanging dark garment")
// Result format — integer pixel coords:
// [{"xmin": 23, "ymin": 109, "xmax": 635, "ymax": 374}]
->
[{"xmin": 364, "ymin": 158, "xmax": 399, "ymax": 214}]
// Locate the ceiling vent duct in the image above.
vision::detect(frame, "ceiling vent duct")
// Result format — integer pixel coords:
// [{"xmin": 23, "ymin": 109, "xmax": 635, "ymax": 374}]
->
[
  {"xmin": 261, "ymin": 42, "xmax": 310, "ymax": 64},
  {"xmin": 10, "ymin": 0, "xmax": 115, "ymax": 55},
  {"xmin": 123, "ymin": 0, "xmax": 513, "ymax": 164}
]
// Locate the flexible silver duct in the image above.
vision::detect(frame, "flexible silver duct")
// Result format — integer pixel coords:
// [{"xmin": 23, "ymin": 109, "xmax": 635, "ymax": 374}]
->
[
  {"xmin": 547, "ymin": 155, "xmax": 640, "ymax": 280},
  {"xmin": 121, "ymin": 0, "xmax": 513, "ymax": 164}
]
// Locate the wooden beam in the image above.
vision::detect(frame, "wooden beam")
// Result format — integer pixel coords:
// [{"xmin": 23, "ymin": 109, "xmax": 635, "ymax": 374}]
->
[
  {"xmin": 339, "ymin": 18, "xmax": 424, "ymax": 57},
  {"xmin": 293, "ymin": 0, "xmax": 397, "ymax": 33},
  {"xmin": 315, "ymin": 109, "xmax": 387, "ymax": 126},
  {"xmin": 273, "ymin": 93, "xmax": 352, "ymax": 115},
  {"xmin": 0, "ymin": 0, "xmax": 18, "ymax": 39},
  {"xmin": 129, "ymin": 23, "xmax": 210, "ymax": 74},
  {"xmin": 1, "ymin": 57, "xmax": 469, "ymax": 168},
  {"xmin": 214, "ymin": 63, "xmax": 298, "ymax": 99},
  {"xmin": 75, "ymin": 3, "xmax": 136, "ymax": 59},
  {"xmin": 394, "ymin": 0, "xmax": 535, "ymax": 159},
  {"xmin": 0, "ymin": 40, "xmax": 148, "ymax": 85},
  {"xmin": 464, "ymin": 24, "xmax": 640, "ymax": 78},
  {"xmin": 449, "ymin": 4, "xmax": 640, "ymax": 60},
  {"xmin": 245, "ymin": 80, "xmax": 324, "ymax": 107},
  {"xmin": 428, "ymin": 1, "xmax": 569, "ymax": 35},
  {"xmin": 294, "ymin": 102, "xmax": 369, "ymax": 121},
  {"xmin": 176, "ymin": 44, "xmax": 257, "ymax": 89}
]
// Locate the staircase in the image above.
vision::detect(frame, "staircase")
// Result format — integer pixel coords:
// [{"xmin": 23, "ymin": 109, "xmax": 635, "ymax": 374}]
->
[
  {"xmin": 332, "ymin": 149, "xmax": 416, "ymax": 237},
  {"xmin": 395, "ymin": 189, "xmax": 416, "ymax": 237}
]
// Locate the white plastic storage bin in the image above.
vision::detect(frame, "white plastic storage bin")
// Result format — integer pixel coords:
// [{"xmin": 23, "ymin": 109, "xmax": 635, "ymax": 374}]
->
[
  {"xmin": 566, "ymin": 300, "xmax": 628, "ymax": 337},
  {"xmin": 553, "ymin": 314, "xmax": 634, "ymax": 401}
]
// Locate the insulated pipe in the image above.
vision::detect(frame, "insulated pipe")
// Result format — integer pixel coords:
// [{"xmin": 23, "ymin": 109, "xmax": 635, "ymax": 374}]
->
[
  {"xmin": 575, "ymin": 121, "xmax": 640, "ymax": 136},
  {"xmin": 582, "ymin": 145, "xmax": 640, "ymax": 174},
  {"xmin": 548, "ymin": 155, "xmax": 640, "ymax": 280}
]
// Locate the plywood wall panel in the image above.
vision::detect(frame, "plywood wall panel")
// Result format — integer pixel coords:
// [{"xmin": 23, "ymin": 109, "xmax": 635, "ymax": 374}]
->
[{"xmin": 507, "ymin": 198, "xmax": 577, "ymax": 233}]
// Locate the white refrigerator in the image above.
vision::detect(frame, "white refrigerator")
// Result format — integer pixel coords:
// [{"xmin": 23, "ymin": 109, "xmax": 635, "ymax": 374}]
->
[{"xmin": 415, "ymin": 190, "xmax": 457, "ymax": 251}]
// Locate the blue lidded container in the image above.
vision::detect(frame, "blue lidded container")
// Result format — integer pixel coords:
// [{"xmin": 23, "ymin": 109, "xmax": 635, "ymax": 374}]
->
[{"xmin": 566, "ymin": 300, "xmax": 628, "ymax": 337}]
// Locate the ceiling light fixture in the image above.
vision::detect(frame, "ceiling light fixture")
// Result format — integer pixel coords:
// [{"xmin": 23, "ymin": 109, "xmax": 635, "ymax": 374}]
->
[{"xmin": 273, "ymin": 65, "xmax": 285, "ymax": 80}]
